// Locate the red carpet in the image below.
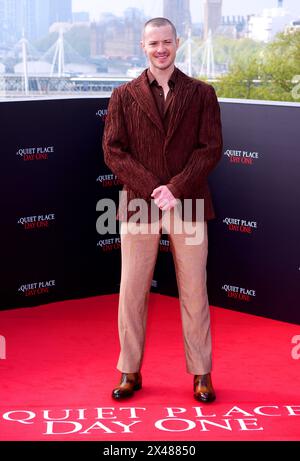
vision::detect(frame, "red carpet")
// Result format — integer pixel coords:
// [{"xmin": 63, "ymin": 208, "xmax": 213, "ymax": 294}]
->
[{"xmin": 0, "ymin": 293, "xmax": 299, "ymax": 441}]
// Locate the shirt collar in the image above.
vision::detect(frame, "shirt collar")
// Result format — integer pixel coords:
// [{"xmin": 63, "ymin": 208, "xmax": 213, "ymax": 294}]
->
[{"xmin": 147, "ymin": 67, "xmax": 178, "ymax": 89}]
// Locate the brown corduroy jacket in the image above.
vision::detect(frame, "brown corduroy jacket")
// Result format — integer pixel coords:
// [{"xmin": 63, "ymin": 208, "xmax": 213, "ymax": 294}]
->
[{"xmin": 102, "ymin": 68, "xmax": 223, "ymax": 221}]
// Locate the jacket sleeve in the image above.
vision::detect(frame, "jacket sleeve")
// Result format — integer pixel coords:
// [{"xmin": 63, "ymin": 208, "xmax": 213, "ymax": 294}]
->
[
  {"xmin": 102, "ymin": 87, "xmax": 161, "ymax": 199},
  {"xmin": 166, "ymin": 85, "xmax": 223, "ymax": 199}
]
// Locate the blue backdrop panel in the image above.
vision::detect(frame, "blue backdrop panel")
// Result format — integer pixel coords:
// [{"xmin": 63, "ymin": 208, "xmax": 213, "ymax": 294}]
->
[
  {"xmin": 207, "ymin": 101, "xmax": 300, "ymax": 324},
  {"xmin": 0, "ymin": 98, "xmax": 120, "ymax": 308}
]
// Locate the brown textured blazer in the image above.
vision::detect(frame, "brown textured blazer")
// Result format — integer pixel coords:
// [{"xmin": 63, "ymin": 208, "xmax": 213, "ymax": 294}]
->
[{"xmin": 102, "ymin": 67, "xmax": 223, "ymax": 221}]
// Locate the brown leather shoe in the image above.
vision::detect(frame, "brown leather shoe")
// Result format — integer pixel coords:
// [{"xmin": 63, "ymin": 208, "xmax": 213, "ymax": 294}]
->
[
  {"xmin": 193, "ymin": 373, "xmax": 216, "ymax": 403},
  {"xmin": 112, "ymin": 372, "xmax": 142, "ymax": 400}
]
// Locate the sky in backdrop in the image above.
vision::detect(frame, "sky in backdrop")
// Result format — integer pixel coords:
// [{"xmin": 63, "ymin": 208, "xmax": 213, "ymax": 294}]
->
[{"xmin": 72, "ymin": 0, "xmax": 300, "ymax": 22}]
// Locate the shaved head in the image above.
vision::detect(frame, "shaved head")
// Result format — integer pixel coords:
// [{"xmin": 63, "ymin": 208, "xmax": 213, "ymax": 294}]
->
[{"xmin": 142, "ymin": 17, "xmax": 177, "ymax": 40}]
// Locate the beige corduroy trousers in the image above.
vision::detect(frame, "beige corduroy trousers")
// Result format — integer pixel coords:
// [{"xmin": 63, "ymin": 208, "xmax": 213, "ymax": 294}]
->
[{"xmin": 116, "ymin": 210, "xmax": 212, "ymax": 375}]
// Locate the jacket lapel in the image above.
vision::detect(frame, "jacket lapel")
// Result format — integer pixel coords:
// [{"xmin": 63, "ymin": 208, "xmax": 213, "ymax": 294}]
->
[
  {"xmin": 128, "ymin": 70, "xmax": 165, "ymax": 135},
  {"xmin": 165, "ymin": 69, "xmax": 197, "ymax": 143},
  {"xmin": 127, "ymin": 68, "xmax": 197, "ymax": 140}
]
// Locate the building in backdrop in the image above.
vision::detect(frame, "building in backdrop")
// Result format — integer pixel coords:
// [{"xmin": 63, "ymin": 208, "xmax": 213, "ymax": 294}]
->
[
  {"xmin": 285, "ymin": 18, "xmax": 300, "ymax": 34},
  {"xmin": 203, "ymin": 0, "xmax": 223, "ymax": 40},
  {"xmin": 0, "ymin": 0, "xmax": 20, "ymax": 46},
  {"xmin": 219, "ymin": 15, "xmax": 248, "ymax": 39},
  {"xmin": 163, "ymin": 0, "xmax": 191, "ymax": 38},
  {"xmin": 49, "ymin": 0, "xmax": 72, "ymax": 25},
  {"xmin": 0, "ymin": 0, "xmax": 72, "ymax": 46},
  {"xmin": 73, "ymin": 11, "xmax": 90, "ymax": 24},
  {"xmin": 91, "ymin": 8, "xmax": 145, "ymax": 60},
  {"xmin": 248, "ymin": 1, "xmax": 293, "ymax": 42}
]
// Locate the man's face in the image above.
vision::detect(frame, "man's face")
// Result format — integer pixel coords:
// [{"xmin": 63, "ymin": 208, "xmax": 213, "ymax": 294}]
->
[{"xmin": 141, "ymin": 24, "xmax": 179, "ymax": 72}]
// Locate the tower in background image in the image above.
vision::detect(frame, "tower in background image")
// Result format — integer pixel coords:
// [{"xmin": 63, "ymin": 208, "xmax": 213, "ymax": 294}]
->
[
  {"xmin": 163, "ymin": 0, "xmax": 191, "ymax": 38},
  {"xmin": 203, "ymin": 0, "xmax": 223, "ymax": 40}
]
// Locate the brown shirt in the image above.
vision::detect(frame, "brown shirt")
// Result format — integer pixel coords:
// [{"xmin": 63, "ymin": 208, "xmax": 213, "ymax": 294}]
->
[{"xmin": 147, "ymin": 67, "xmax": 177, "ymax": 132}]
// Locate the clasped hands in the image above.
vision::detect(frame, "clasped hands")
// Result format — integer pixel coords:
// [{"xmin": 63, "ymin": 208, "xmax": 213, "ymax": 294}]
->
[{"xmin": 151, "ymin": 185, "xmax": 177, "ymax": 211}]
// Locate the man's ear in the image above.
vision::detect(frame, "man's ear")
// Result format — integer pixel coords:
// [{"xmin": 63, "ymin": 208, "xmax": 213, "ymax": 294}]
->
[{"xmin": 141, "ymin": 40, "xmax": 147, "ymax": 57}]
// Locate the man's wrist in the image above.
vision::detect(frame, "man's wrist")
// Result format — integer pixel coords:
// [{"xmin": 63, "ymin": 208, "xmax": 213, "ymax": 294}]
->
[{"xmin": 166, "ymin": 183, "xmax": 181, "ymax": 199}]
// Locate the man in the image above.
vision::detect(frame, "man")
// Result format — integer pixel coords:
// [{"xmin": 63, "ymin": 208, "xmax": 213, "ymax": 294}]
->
[{"xmin": 103, "ymin": 18, "xmax": 223, "ymax": 402}]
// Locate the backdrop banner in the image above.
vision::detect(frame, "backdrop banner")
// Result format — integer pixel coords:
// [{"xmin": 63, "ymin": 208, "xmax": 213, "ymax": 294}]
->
[{"xmin": 0, "ymin": 97, "xmax": 299, "ymax": 324}]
